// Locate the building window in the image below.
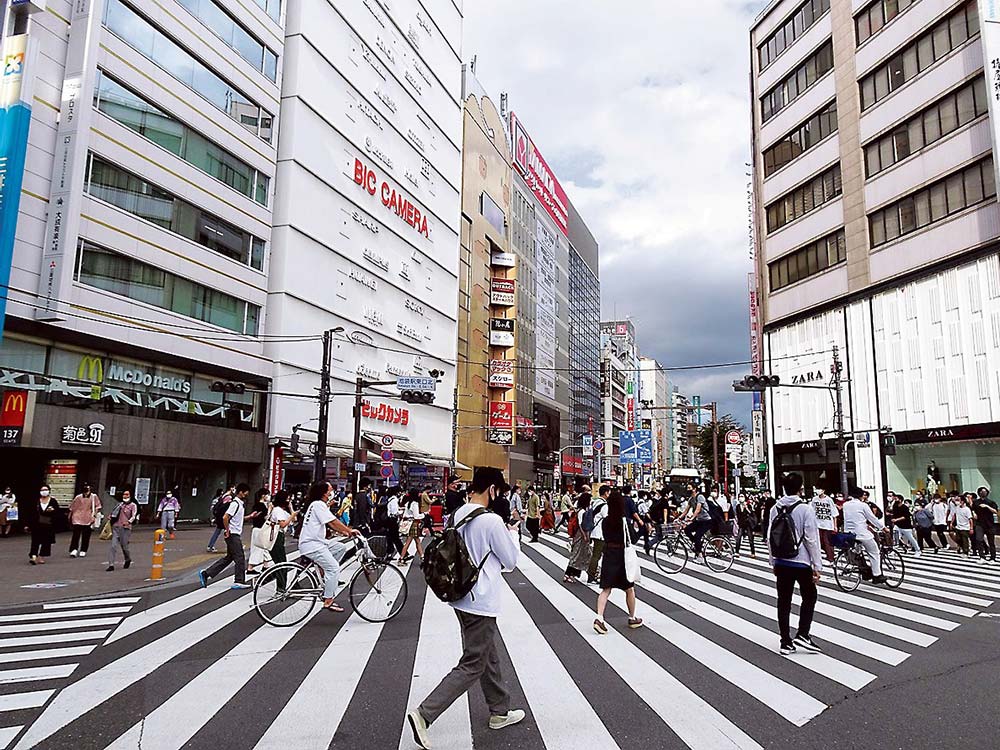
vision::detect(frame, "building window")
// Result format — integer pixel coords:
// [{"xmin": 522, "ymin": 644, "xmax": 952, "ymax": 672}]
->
[
  {"xmin": 768, "ymin": 229, "xmax": 846, "ymax": 291},
  {"xmin": 758, "ymin": 0, "xmax": 831, "ymax": 70},
  {"xmin": 855, "ymin": 0, "xmax": 919, "ymax": 45},
  {"xmin": 480, "ymin": 192, "xmax": 506, "ymax": 236},
  {"xmin": 85, "ymin": 154, "xmax": 266, "ymax": 270},
  {"xmin": 864, "ymin": 76, "xmax": 987, "ymax": 177},
  {"xmin": 76, "ymin": 241, "xmax": 261, "ymax": 335},
  {"xmin": 766, "ymin": 164, "xmax": 842, "ymax": 232},
  {"xmin": 859, "ymin": 1, "xmax": 978, "ymax": 111},
  {"xmin": 94, "ymin": 71, "xmax": 270, "ymax": 206},
  {"xmin": 867, "ymin": 157, "xmax": 995, "ymax": 247},
  {"xmin": 102, "ymin": 0, "xmax": 274, "ymax": 141},
  {"xmin": 763, "ymin": 100, "xmax": 837, "ymax": 177},
  {"xmin": 760, "ymin": 39, "xmax": 833, "ymax": 123},
  {"xmin": 176, "ymin": 0, "xmax": 278, "ymax": 82},
  {"xmin": 251, "ymin": 0, "xmax": 281, "ymax": 23}
]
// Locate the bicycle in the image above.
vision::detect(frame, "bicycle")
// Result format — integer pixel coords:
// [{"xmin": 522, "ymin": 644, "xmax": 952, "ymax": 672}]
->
[
  {"xmin": 832, "ymin": 532, "xmax": 905, "ymax": 592},
  {"xmin": 253, "ymin": 535, "xmax": 408, "ymax": 626},
  {"xmin": 652, "ymin": 522, "xmax": 735, "ymax": 575}
]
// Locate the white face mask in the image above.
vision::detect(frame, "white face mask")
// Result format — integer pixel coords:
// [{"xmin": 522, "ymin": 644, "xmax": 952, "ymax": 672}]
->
[
  {"xmin": 166, "ymin": 493, "xmax": 172, "ymax": 498},
  {"xmin": 40, "ymin": 490, "xmax": 50, "ymax": 497}
]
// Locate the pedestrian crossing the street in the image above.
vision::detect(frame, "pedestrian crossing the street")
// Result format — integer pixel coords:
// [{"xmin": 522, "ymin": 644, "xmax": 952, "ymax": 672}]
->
[
  {"xmin": 0, "ymin": 596, "xmax": 140, "ymax": 750},
  {"xmin": 5, "ymin": 538, "xmax": 997, "ymax": 750}
]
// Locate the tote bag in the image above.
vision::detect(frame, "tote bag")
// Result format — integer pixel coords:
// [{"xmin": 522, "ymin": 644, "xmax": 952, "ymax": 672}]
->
[
  {"xmin": 252, "ymin": 521, "xmax": 280, "ymax": 552},
  {"xmin": 623, "ymin": 518, "xmax": 641, "ymax": 584}
]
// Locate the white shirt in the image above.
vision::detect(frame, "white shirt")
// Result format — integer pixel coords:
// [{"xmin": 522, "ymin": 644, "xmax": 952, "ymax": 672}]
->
[
  {"xmin": 403, "ymin": 500, "xmax": 422, "ymax": 520},
  {"xmin": 225, "ymin": 498, "xmax": 245, "ymax": 538},
  {"xmin": 269, "ymin": 507, "xmax": 291, "ymax": 524},
  {"xmin": 715, "ymin": 494, "xmax": 731, "ymax": 514},
  {"xmin": 588, "ymin": 499, "xmax": 610, "ymax": 541},
  {"xmin": 811, "ymin": 494, "xmax": 837, "ymax": 531},
  {"xmin": 842, "ymin": 499, "xmax": 884, "ymax": 540},
  {"xmin": 387, "ymin": 496, "xmax": 400, "ymax": 518},
  {"xmin": 950, "ymin": 505, "xmax": 973, "ymax": 530},
  {"xmin": 932, "ymin": 502, "xmax": 949, "ymax": 525},
  {"xmin": 450, "ymin": 503, "xmax": 519, "ymax": 618},
  {"xmin": 299, "ymin": 500, "xmax": 335, "ymax": 547}
]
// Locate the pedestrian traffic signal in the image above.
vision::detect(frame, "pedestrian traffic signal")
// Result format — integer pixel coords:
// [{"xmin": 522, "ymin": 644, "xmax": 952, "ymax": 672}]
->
[
  {"xmin": 732, "ymin": 375, "xmax": 780, "ymax": 392},
  {"xmin": 400, "ymin": 390, "xmax": 435, "ymax": 404},
  {"xmin": 290, "ymin": 430, "xmax": 300, "ymax": 452}
]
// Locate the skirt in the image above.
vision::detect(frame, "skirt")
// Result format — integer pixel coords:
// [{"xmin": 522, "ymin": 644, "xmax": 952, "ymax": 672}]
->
[
  {"xmin": 567, "ymin": 531, "xmax": 592, "ymax": 571},
  {"xmin": 599, "ymin": 545, "xmax": 633, "ymax": 591}
]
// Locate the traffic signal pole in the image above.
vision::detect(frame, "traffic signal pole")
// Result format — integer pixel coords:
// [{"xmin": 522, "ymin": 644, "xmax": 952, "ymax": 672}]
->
[
  {"xmin": 314, "ymin": 329, "xmax": 332, "ymax": 483},
  {"xmin": 832, "ymin": 345, "xmax": 849, "ymax": 498}
]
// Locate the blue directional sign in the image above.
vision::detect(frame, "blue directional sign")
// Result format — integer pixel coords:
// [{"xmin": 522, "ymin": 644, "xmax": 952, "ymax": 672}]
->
[
  {"xmin": 395, "ymin": 376, "xmax": 436, "ymax": 392},
  {"xmin": 618, "ymin": 429, "xmax": 653, "ymax": 465}
]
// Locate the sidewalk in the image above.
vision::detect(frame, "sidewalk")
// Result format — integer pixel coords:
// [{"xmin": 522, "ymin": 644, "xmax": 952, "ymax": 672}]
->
[{"xmin": 0, "ymin": 524, "xmax": 230, "ymax": 609}]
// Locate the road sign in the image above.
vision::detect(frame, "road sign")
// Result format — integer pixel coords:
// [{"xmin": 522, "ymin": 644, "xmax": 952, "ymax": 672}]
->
[
  {"xmin": 758, "ymin": 462, "xmax": 767, "ymax": 472},
  {"xmin": 582, "ymin": 434, "xmax": 593, "ymax": 457},
  {"xmin": 381, "ymin": 434, "xmax": 394, "ymax": 447},
  {"xmin": 381, "ymin": 449, "xmax": 394, "ymax": 463},
  {"xmin": 594, "ymin": 439, "xmax": 604, "ymax": 453},
  {"xmin": 725, "ymin": 430, "xmax": 741, "ymax": 445},
  {"xmin": 618, "ymin": 429, "xmax": 653, "ymax": 465},
  {"xmin": 354, "ymin": 462, "xmax": 366, "ymax": 472},
  {"xmin": 395, "ymin": 376, "xmax": 436, "ymax": 392},
  {"xmin": 380, "ymin": 465, "xmax": 393, "ymax": 478}
]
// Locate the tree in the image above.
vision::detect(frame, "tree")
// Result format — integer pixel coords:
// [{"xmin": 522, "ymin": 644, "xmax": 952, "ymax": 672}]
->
[{"xmin": 694, "ymin": 414, "xmax": 746, "ymax": 483}]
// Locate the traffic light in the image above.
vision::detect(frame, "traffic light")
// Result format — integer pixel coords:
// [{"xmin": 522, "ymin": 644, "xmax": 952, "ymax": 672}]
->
[
  {"xmin": 732, "ymin": 374, "xmax": 781, "ymax": 392},
  {"xmin": 210, "ymin": 381, "xmax": 246, "ymax": 395},
  {"xmin": 400, "ymin": 390, "xmax": 434, "ymax": 404},
  {"xmin": 290, "ymin": 430, "xmax": 300, "ymax": 453},
  {"xmin": 882, "ymin": 431, "xmax": 897, "ymax": 456}
]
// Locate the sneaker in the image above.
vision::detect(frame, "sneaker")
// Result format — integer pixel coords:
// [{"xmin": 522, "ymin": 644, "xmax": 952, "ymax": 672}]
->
[
  {"xmin": 79, "ymin": 551, "xmax": 86, "ymax": 558},
  {"xmin": 977, "ymin": 558, "xmax": 986, "ymax": 565},
  {"xmin": 206, "ymin": 546, "xmax": 216, "ymax": 553},
  {"xmin": 198, "ymin": 570, "xmax": 208, "ymax": 588},
  {"xmin": 593, "ymin": 619, "xmax": 608, "ymax": 635},
  {"xmin": 106, "ymin": 566, "xmax": 114, "ymax": 572},
  {"xmin": 871, "ymin": 574, "xmax": 887, "ymax": 584},
  {"xmin": 70, "ymin": 550, "xmax": 78, "ymax": 558},
  {"xmin": 124, "ymin": 560, "xmax": 131, "ymax": 569},
  {"xmin": 230, "ymin": 583, "xmax": 251, "ymax": 590},
  {"xmin": 29, "ymin": 556, "xmax": 36, "ymax": 565},
  {"xmin": 779, "ymin": 642, "xmax": 796, "ymax": 655},
  {"xmin": 627, "ymin": 617, "xmax": 643, "ymax": 629},
  {"xmin": 246, "ymin": 569, "xmax": 260, "ymax": 576},
  {"xmin": 406, "ymin": 710, "xmax": 431, "ymax": 749},
  {"xmin": 793, "ymin": 634, "xmax": 822, "ymax": 653},
  {"xmin": 586, "ymin": 576, "xmax": 598, "ymax": 585},
  {"xmin": 488, "ymin": 709, "xmax": 526, "ymax": 731}
]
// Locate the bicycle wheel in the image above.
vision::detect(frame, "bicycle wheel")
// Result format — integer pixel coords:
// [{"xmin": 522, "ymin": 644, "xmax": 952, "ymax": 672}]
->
[
  {"xmin": 881, "ymin": 548, "xmax": 905, "ymax": 588},
  {"xmin": 653, "ymin": 535, "xmax": 688, "ymax": 574},
  {"xmin": 702, "ymin": 535, "xmax": 735, "ymax": 573},
  {"xmin": 833, "ymin": 549, "xmax": 861, "ymax": 592},
  {"xmin": 349, "ymin": 562, "xmax": 408, "ymax": 623},
  {"xmin": 254, "ymin": 563, "xmax": 320, "ymax": 627}
]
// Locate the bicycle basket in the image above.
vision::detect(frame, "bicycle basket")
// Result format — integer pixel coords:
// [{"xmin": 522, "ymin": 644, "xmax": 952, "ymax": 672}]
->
[
  {"xmin": 366, "ymin": 535, "xmax": 389, "ymax": 560},
  {"xmin": 830, "ymin": 532, "xmax": 856, "ymax": 549}
]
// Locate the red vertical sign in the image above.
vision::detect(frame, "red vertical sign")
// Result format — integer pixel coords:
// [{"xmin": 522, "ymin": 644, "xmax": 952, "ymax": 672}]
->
[{"xmin": 269, "ymin": 446, "xmax": 284, "ymax": 494}]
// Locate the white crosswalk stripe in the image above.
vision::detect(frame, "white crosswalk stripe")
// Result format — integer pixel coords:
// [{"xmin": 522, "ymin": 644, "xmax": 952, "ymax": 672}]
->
[{"xmin": 8, "ymin": 531, "xmax": 997, "ymax": 750}]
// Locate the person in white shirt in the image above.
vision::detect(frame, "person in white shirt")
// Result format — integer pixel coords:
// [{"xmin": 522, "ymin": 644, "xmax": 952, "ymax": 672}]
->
[
  {"xmin": 407, "ymin": 467, "xmax": 522, "ymax": 749},
  {"xmin": 585, "ymin": 485, "xmax": 611, "ymax": 585},
  {"xmin": 296, "ymin": 481, "xmax": 361, "ymax": 611},
  {"xmin": 199, "ymin": 483, "xmax": 252, "ymax": 589},
  {"xmin": 811, "ymin": 489, "xmax": 838, "ymax": 562},
  {"xmin": 842, "ymin": 488, "xmax": 887, "ymax": 583},
  {"xmin": 949, "ymin": 493, "xmax": 975, "ymax": 555},
  {"xmin": 931, "ymin": 495, "xmax": 951, "ymax": 549}
]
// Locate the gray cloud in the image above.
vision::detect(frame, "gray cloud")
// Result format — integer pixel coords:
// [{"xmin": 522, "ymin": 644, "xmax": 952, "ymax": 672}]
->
[{"xmin": 463, "ymin": 0, "xmax": 769, "ymax": 426}]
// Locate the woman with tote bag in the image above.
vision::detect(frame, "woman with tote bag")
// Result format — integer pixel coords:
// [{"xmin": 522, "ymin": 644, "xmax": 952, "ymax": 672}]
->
[{"xmin": 593, "ymin": 489, "xmax": 643, "ymax": 634}]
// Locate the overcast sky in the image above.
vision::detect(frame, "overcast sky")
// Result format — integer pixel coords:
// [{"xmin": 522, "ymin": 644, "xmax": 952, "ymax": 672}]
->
[{"xmin": 463, "ymin": 0, "xmax": 768, "ymax": 426}]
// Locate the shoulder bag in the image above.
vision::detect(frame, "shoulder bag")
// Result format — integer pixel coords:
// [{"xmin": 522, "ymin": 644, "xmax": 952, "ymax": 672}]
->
[
  {"xmin": 90, "ymin": 497, "xmax": 104, "ymax": 530},
  {"xmin": 252, "ymin": 520, "xmax": 280, "ymax": 551},
  {"xmin": 623, "ymin": 518, "xmax": 642, "ymax": 584}
]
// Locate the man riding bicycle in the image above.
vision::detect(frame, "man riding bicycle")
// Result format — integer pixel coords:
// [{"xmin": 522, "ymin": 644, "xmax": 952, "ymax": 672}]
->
[
  {"xmin": 680, "ymin": 484, "xmax": 713, "ymax": 555},
  {"xmin": 841, "ymin": 487, "xmax": 887, "ymax": 585},
  {"xmin": 299, "ymin": 481, "xmax": 362, "ymax": 612}
]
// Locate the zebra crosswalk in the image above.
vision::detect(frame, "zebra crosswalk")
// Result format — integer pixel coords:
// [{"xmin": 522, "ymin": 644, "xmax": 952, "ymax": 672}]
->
[{"xmin": 4, "ymin": 535, "xmax": 997, "ymax": 750}]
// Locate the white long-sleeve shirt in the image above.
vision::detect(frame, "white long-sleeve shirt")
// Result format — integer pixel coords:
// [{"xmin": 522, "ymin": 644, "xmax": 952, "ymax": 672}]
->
[
  {"xmin": 931, "ymin": 501, "xmax": 949, "ymax": 525},
  {"xmin": 842, "ymin": 499, "xmax": 885, "ymax": 540},
  {"xmin": 450, "ymin": 503, "xmax": 519, "ymax": 618}
]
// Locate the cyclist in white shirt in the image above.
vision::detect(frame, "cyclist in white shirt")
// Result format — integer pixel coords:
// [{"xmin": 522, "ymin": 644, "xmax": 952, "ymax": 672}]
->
[
  {"xmin": 842, "ymin": 489, "xmax": 887, "ymax": 584},
  {"xmin": 299, "ymin": 481, "xmax": 360, "ymax": 612}
]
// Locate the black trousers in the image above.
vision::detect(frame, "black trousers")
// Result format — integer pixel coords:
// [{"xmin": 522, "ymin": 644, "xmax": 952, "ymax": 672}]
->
[
  {"xmin": 204, "ymin": 533, "xmax": 246, "ymax": 585},
  {"xmin": 29, "ymin": 533, "xmax": 53, "ymax": 558},
  {"xmin": 915, "ymin": 526, "xmax": 937, "ymax": 550},
  {"xmin": 774, "ymin": 564, "xmax": 817, "ymax": 646},
  {"xmin": 932, "ymin": 524, "xmax": 949, "ymax": 547},
  {"xmin": 974, "ymin": 523, "xmax": 997, "ymax": 560},
  {"xmin": 526, "ymin": 517, "xmax": 540, "ymax": 542},
  {"xmin": 685, "ymin": 520, "xmax": 712, "ymax": 555},
  {"xmin": 735, "ymin": 526, "xmax": 756, "ymax": 556},
  {"xmin": 70, "ymin": 524, "xmax": 93, "ymax": 553},
  {"xmin": 386, "ymin": 518, "xmax": 404, "ymax": 556}
]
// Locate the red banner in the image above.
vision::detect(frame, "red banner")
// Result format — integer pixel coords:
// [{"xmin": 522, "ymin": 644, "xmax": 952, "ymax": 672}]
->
[
  {"xmin": 561, "ymin": 454, "xmax": 583, "ymax": 474},
  {"xmin": 488, "ymin": 401, "xmax": 514, "ymax": 430},
  {"xmin": 269, "ymin": 446, "xmax": 284, "ymax": 494},
  {"xmin": 510, "ymin": 113, "xmax": 569, "ymax": 235}
]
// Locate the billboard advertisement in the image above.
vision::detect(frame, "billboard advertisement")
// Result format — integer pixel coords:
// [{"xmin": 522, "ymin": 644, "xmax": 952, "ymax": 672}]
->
[
  {"xmin": 510, "ymin": 112, "xmax": 569, "ymax": 235},
  {"xmin": 488, "ymin": 359, "xmax": 515, "ymax": 389},
  {"xmin": 533, "ymin": 402, "xmax": 561, "ymax": 462},
  {"xmin": 534, "ymin": 220, "xmax": 558, "ymax": 400},
  {"xmin": 490, "ymin": 278, "xmax": 516, "ymax": 306},
  {"xmin": 488, "ymin": 400, "xmax": 514, "ymax": 445},
  {"xmin": 489, "ymin": 317, "xmax": 516, "ymax": 347}
]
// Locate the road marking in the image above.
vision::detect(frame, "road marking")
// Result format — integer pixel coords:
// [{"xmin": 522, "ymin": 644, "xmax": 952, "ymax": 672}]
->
[
  {"xmin": 0, "ymin": 646, "xmax": 96, "ymax": 664},
  {"xmin": 0, "ymin": 617, "xmax": 122, "ymax": 636},
  {"xmin": 0, "ymin": 664, "xmax": 77, "ymax": 685},
  {"xmin": 516, "ymin": 551, "xmax": 763, "ymax": 750},
  {"xmin": 0, "ymin": 691, "xmax": 53, "ymax": 712},
  {"xmin": 0, "ymin": 726, "xmax": 22, "ymax": 750},
  {"xmin": 530, "ymin": 542, "xmax": 826, "ymax": 726},
  {"xmin": 0, "ymin": 607, "xmax": 133, "ymax": 623},
  {"xmin": 43, "ymin": 597, "xmax": 140, "ymax": 610},
  {"xmin": 0, "ymin": 630, "xmax": 111, "ymax": 649},
  {"xmin": 498, "ymin": 580, "xmax": 621, "ymax": 750}
]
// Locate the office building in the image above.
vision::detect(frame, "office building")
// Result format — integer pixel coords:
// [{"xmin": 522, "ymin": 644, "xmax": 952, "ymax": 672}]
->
[
  {"xmin": 266, "ymin": 0, "xmax": 463, "ymax": 491},
  {"xmin": 0, "ymin": 0, "xmax": 281, "ymax": 517},
  {"xmin": 671, "ymin": 387, "xmax": 692, "ymax": 470},
  {"xmin": 600, "ymin": 319, "xmax": 638, "ymax": 480},
  {"xmin": 751, "ymin": 0, "xmax": 1000, "ymax": 497},
  {"xmin": 639, "ymin": 356, "xmax": 671, "ymax": 476}
]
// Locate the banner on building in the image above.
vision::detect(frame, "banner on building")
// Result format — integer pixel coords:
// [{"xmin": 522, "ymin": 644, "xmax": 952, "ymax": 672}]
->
[
  {"xmin": 510, "ymin": 112, "xmax": 569, "ymax": 235},
  {"xmin": 534, "ymin": 219, "xmax": 558, "ymax": 400},
  {"xmin": 488, "ymin": 400, "xmax": 514, "ymax": 445},
  {"xmin": 490, "ymin": 318, "xmax": 515, "ymax": 347},
  {"xmin": 980, "ymin": 2, "xmax": 1000, "ymax": 192},
  {"xmin": 488, "ymin": 359, "xmax": 515, "ymax": 389},
  {"xmin": 748, "ymin": 272, "xmax": 762, "ymax": 376},
  {"xmin": 490, "ymin": 278, "xmax": 515, "ymax": 306}
]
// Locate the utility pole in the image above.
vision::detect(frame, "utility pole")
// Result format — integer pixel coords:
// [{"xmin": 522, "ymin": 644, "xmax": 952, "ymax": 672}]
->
[
  {"xmin": 351, "ymin": 376, "xmax": 364, "ymax": 494},
  {"xmin": 313, "ymin": 329, "xmax": 332, "ymax": 482},
  {"xmin": 710, "ymin": 401, "xmax": 719, "ymax": 487},
  {"xmin": 832, "ymin": 345, "xmax": 849, "ymax": 498}
]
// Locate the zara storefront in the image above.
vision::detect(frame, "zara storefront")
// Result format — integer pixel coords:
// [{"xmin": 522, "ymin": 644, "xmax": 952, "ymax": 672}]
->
[
  {"xmin": 765, "ymin": 247, "xmax": 1000, "ymax": 502},
  {"xmin": 0, "ymin": 334, "xmax": 267, "ymax": 522}
]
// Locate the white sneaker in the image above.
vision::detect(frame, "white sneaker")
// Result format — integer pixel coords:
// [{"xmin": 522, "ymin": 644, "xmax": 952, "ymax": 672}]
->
[
  {"xmin": 489, "ymin": 709, "xmax": 526, "ymax": 730},
  {"xmin": 70, "ymin": 550, "xmax": 78, "ymax": 558},
  {"xmin": 406, "ymin": 710, "xmax": 431, "ymax": 749},
  {"xmin": 79, "ymin": 551, "xmax": 86, "ymax": 557}
]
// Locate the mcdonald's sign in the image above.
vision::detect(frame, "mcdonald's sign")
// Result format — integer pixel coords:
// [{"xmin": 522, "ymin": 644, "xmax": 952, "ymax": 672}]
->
[
  {"xmin": 77, "ymin": 355, "xmax": 103, "ymax": 400},
  {"xmin": 0, "ymin": 389, "xmax": 27, "ymax": 446}
]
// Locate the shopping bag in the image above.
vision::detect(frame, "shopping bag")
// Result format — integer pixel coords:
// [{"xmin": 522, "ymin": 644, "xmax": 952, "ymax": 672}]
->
[
  {"xmin": 252, "ymin": 522, "xmax": 279, "ymax": 552},
  {"xmin": 99, "ymin": 519, "xmax": 113, "ymax": 541},
  {"xmin": 624, "ymin": 519, "xmax": 641, "ymax": 584}
]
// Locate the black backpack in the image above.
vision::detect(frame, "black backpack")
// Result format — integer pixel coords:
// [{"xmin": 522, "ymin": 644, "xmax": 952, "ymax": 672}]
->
[
  {"xmin": 769, "ymin": 501, "xmax": 804, "ymax": 558},
  {"xmin": 213, "ymin": 496, "xmax": 230, "ymax": 528},
  {"xmin": 581, "ymin": 502, "xmax": 606, "ymax": 533},
  {"xmin": 705, "ymin": 497, "xmax": 725, "ymax": 525},
  {"xmin": 421, "ymin": 507, "xmax": 491, "ymax": 603}
]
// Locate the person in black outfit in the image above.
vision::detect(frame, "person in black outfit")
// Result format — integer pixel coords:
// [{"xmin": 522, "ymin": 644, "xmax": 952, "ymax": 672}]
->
[
  {"xmin": 735, "ymin": 494, "xmax": 757, "ymax": 557},
  {"xmin": 353, "ymin": 479, "xmax": 373, "ymax": 531},
  {"xmin": 973, "ymin": 486, "xmax": 998, "ymax": 562},
  {"xmin": 593, "ymin": 489, "xmax": 643, "ymax": 634},
  {"xmin": 649, "ymin": 488, "xmax": 669, "ymax": 544},
  {"xmin": 444, "ymin": 478, "xmax": 466, "ymax": 516},
  {"xmin": 27, "ymin": 484, "xmax": 60, "ymax": 565}
]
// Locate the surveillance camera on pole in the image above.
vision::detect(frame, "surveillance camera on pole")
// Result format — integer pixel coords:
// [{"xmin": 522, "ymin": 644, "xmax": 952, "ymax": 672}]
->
[{"xmin": 732, "ymin": 374, "xmax": 780, "ymax": 392}]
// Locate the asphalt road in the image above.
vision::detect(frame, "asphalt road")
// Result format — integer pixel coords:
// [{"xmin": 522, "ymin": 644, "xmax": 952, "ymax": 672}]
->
[{"xmin": 1, "ymin": 534, "xmax": 998, "ymax": 750}]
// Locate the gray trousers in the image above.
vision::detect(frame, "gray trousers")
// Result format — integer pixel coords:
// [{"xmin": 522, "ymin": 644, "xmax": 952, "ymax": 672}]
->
[
  {"xmin": 419, "ymin": 609, "xmax": 510, "ymax": 725},
  {"xmin": 107, "ymin": 526, "xmax": 132, "ymax": 566},
  {"xmin": 205, "ymin": 533, "xmax": 246, "ymax": 585}
]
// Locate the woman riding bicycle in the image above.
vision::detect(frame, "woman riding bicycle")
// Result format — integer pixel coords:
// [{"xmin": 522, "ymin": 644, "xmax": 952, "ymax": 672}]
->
[{"xmin": 299, "ymin": 481, "xmax": 362, "ymax": 612}]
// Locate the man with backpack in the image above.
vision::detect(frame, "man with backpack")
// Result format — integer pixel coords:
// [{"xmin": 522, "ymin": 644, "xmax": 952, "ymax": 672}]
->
[
  {"xmin": 768, "ymin": 472, "xmax": 823, "ymax": 656},
  {"xmin": 585, "ymin": 485, "xmax": 611, "ymax": 584},
  {"xmin": 407, "ymin": 467, "xmax": 522, "ymax": 750}
]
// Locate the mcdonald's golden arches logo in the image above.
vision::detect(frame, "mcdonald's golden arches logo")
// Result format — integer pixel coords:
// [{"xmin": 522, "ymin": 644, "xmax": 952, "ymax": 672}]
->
[
  {"xmin": 0, "ymin": 389, "xmax": 28, "ymax": 429},
  {"xmin": 77, "ymin": 355, "xmax": 104, "ymax": 383}
]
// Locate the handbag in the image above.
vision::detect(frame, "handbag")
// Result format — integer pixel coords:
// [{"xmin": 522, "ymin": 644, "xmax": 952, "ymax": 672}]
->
[
  {"xmin": 398, "ymin": 518, "xmax": 413, "ymax": 535},
  {"xmin": 90, "ymin": 497, "xmax": 103, "ymax": 530},
  {"xmin": 99, "ymin": 519, "xmax": 113, "ymax": 541},
  {"xmin": 623, "ymin": 518, "xmax": 641, "ymax": 584},
  {"xmin": 252, "ymin": 521, "xmax": 280, "ymax": 552}
]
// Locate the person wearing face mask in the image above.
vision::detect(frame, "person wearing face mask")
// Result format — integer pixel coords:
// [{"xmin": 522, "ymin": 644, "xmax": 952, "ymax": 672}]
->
[
  {"xmin": 106, "ymin": 489, "xmax": 139, "ymax": 572},
  {"xmin": 0, "ymin": 486, "xmax": 15, "ymax": 537},
  {"xmin": 291, "ymin": 481, "xmax": 360, "ymax": 610},
  {"xmin": 156, "ymin": 488, "xmax": 181, "ymax": 539},
  {"xmin": 27, "ymin": 484, "xmax": 59, "ymax": 565},
  {"xmin": 69, "ymin": 483, "xmax": 102, "ymax": 557}
]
